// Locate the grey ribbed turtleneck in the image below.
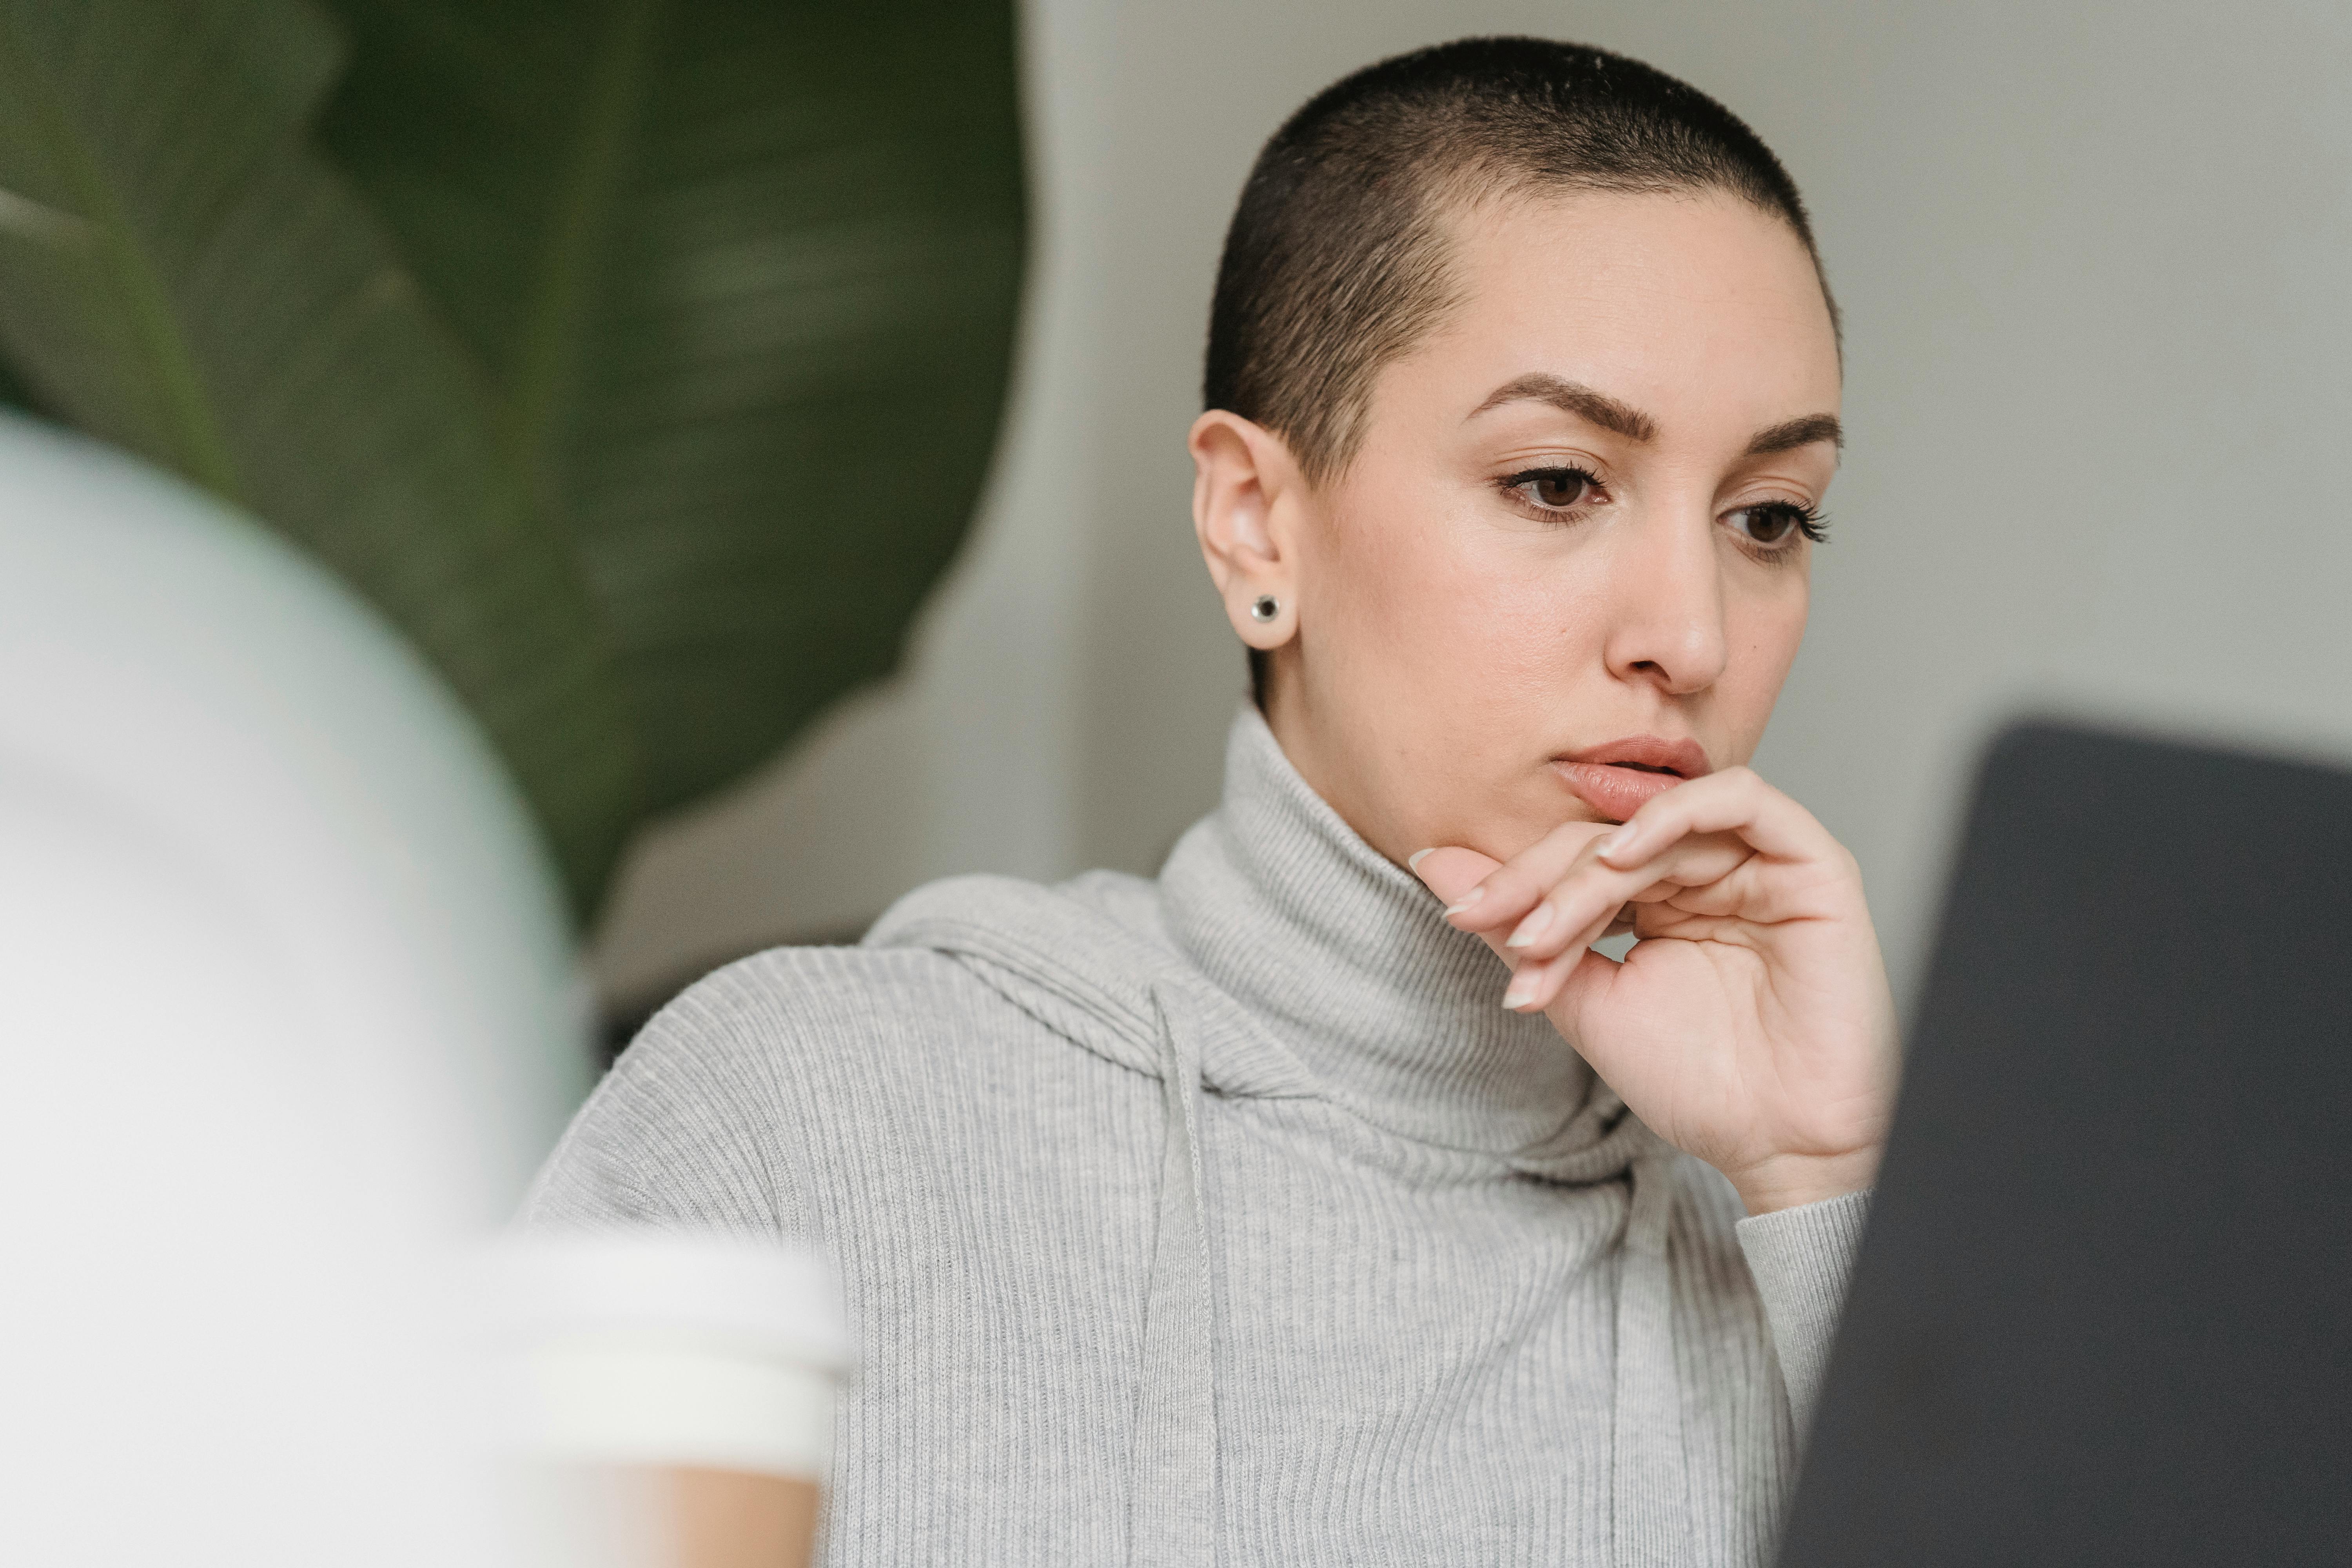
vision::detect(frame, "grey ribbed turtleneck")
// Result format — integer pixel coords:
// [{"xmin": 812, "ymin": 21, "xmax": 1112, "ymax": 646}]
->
[{"xmin": 529, "ymin": 708, "xmax": 1871, "ymax": 1567}]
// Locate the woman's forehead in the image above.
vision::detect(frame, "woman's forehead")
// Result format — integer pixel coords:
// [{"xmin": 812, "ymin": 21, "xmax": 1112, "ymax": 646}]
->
[{"xmin": 1401, "ymin": 188, "xmax": 1842, "ymax": 430}]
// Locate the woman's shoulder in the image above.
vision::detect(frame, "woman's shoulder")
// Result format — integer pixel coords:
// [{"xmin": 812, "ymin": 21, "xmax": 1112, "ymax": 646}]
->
[
  {"xmin": 621, "ymin": 938, "xmax": 1021, "ymax": 1083},
  {"xmin": 619, "ymin": 860, "xmax": 1175, "ymax": 1088},
  {"xmin": 534, "ymin": 868, "xmax": 1181, "ymax": 1223},
  {"xmin": 531, "ymin": 926, "xmax": 1145, "ymax": 1233},
  {"xmin": 671, "ymin": 937, "xmax": 984, "ymax": 1024}
]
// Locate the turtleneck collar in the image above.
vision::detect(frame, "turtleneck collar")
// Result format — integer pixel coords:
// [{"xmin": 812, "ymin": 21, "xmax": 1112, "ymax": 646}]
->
[{"xmin": 1156, "ymin": 707, "xmax": 1595, "ymax": 1155}]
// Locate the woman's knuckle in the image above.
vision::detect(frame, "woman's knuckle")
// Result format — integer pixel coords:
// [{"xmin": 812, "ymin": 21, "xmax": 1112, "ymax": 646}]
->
[{"xmin": 1494, "ymin": 869, "xmax": 1545, "ymax": 906}]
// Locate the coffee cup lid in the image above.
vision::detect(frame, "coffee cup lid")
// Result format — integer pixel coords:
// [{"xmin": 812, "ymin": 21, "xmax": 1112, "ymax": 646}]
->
[{"xmin": 486, "ymin": 1229, "xmax": 852, "ymax": 1368}]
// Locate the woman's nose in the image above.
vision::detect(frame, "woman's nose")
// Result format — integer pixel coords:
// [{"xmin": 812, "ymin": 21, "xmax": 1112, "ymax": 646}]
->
[{"xmin": 1602, "ymin": 509, "xmax": 1729, "ymax": 696}]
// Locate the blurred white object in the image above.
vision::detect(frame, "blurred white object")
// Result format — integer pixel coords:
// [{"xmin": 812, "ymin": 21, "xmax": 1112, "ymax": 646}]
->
[
  {"xmin": 491, "ymin": 1230, "xmax": 852, "ymax": 1477},
  {"xmin": 487, "ymin": 1230, "xmax": 851, "ymax": 1568},
  {"xmin": 0, "ymin": 412, "xmax": 590, "ymax": 1566}
]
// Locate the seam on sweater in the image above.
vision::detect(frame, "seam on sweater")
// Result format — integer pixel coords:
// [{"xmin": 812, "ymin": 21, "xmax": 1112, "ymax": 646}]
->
[
  {"xmin": 884, "ymin": 914, "xmax": 1162, "ymax": 1040},
  {"xmin": 881, "ymin": 908, "xmax": 1319, "ymax": 1104},
  {"xmin": 942, "ymin": 951, "xmax": 1168, "ymax": 1087}
]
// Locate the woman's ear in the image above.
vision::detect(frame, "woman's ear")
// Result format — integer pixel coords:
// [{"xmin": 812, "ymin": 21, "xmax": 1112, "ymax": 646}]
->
[{"xmin": 1190, "ymin": 408, "xmax": 1304, "ymax": 648}]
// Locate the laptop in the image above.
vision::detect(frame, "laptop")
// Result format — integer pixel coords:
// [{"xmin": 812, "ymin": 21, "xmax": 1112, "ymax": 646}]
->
[{"xmin": 1777, "ymin": 720, "xmax": 2352, "ymax": 1567}]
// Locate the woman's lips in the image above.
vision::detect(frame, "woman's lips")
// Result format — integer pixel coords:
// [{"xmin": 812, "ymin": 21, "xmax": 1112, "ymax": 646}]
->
[
  {"xmin": 1552, "ymin": 762, "xmax": 1686, "ymax": 822},
  {"xmin": 1550, "ymin": 737, "xmax": 1712, "ymax": 824}
]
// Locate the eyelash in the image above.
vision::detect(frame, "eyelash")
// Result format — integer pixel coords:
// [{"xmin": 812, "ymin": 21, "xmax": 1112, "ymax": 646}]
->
[
  {"xmin": 1495, "ymin": 465, "xmax": 1830, "ymax": 555},
  {"xmin": 1735, "ymin": 500, "xmax": 1832, "ymax": 548}
]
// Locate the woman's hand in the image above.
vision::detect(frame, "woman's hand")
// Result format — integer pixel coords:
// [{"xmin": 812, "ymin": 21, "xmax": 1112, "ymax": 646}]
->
[{"xmin": 1410, "ymin": 767, "xmax": 1898, "ymax": 1214}]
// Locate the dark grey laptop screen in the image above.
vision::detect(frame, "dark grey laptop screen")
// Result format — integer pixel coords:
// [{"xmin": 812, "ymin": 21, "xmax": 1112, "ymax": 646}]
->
[{"xmin": 1779, "ymin": 721, "xmax": 2352, "ymax": 1568}]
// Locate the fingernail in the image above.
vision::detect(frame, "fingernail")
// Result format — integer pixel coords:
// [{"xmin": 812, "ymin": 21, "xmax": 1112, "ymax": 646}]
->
[
  {"xmin": 1504, "ymin": 904, "xmax": 1553, "ymax": 949},
  {"xmin": 1502, "ymin": 973, "xmax": 1538, "ymax": 1009},
  {"xmin": 1407, "ymin": 848, "xmax": 1436, "ymax": 871},
  {"xmin": 1600, "ymin": 823, "xmax": 1638, "ymax": 862},
  {"xmin": 1442, "ymin": 886, "xmax": 1485, "ymax": 916}
]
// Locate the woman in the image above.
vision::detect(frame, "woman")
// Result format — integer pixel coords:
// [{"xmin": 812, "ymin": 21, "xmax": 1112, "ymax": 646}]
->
[{"xmin": 532, "ymin": 36, "xmax": 1897, "ymax": 1568}]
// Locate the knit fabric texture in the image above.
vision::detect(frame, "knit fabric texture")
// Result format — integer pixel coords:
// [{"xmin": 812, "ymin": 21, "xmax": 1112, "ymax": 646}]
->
[{"xmin": 528, "ymin": 708, "xmax": 1871, "ymax": 1566}]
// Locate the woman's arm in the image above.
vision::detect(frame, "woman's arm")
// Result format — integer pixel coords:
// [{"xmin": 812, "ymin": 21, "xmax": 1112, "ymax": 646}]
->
[{"xmin": 1734, "ymin": 1188, "xmax": 1874, "ymax": 1431}]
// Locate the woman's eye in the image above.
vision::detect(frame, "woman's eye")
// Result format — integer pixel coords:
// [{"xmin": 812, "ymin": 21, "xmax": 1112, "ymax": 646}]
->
[
  {"xmin": 1504, "ymin": 466, "xmax": 1601, "ymax": 512},
  {"xmin": 1727, "ymin": 501, "xmax": 1823, "ymax": 547}
]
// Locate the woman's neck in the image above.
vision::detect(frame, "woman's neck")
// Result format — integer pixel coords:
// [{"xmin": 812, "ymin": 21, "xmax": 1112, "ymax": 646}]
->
[{"xmin": 1156, "ymin": 708, "xmax": 1592, "ymax": 1154}]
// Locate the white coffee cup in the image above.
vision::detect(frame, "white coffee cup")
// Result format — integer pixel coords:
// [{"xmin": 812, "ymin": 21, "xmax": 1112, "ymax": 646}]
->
[{"xmin": 488, "ymin": 1230, "xmax": 853, "ymax": 1568}]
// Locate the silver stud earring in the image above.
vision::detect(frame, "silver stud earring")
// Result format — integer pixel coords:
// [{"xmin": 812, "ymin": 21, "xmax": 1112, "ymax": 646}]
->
[{"xmin": 1250, "ymin": 594, "xmax": 1279, "ymax": 624}]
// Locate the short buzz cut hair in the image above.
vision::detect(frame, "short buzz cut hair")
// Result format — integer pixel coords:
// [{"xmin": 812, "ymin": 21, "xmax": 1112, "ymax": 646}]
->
[{"xmin": 1205, "ymin": 37, "xmax": 1835, "ymax": 490}]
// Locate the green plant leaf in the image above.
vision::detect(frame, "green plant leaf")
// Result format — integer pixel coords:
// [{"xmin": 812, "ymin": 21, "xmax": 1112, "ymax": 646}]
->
[
  {"xmin": 316, "ymin": 0, "xmax": 1028, "ymax": 818},
  {"xmin": 0, "ymin": 344, "xmax": 40, "ymax": 415},
  {"xmin": 0, "ymin": 0, "xmax": 641, "ymax": 917}
]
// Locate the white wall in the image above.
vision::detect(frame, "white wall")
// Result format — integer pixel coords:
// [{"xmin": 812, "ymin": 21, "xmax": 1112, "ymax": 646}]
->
[{"xmin": 592, "ymin": 0, "xmax": 2352, "ymax": 1015}]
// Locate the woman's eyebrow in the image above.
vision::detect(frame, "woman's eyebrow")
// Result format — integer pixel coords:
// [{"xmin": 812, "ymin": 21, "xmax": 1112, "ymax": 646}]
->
[
  {"xmin": 1746, "ymin": 413, "xmax": 1843, "ymax": 454},
  {"xmin": 1467, "ymin": 373, "xmax": 1657, "ymax": 442},
  {"xmin": 1468, "ymin": 374, "xmax": 1842, "ymax": 457}
]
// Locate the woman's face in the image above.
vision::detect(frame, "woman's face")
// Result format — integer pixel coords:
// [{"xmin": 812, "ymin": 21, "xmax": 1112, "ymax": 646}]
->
[{"xmin": 1199, "ymin": 188, "xmax": 1844, "ymax": 866}]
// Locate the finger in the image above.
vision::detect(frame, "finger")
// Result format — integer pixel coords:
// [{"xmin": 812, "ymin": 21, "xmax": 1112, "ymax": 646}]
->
[
  {"xmin": 1413, "ymin": 845, "xmax": 1617, "ymax": 1004},
  {"xmin": 1500, "ymin": 832, "xmax": 1752, "ymax": 962},
  {"xmin": 1511, "ymin": 889, "xmax": 1634, "ymax": 1009},
  {"xmin": 1438, "ymin": 819, "xmax": 1616, "ymax": 936},
  {"xmin": 1550, "ymin": 929, "xmax": 1621, "ymax": 1019},
  {"xmin": 1411, "ymin": 845, "xmax": 1560, "ymax": 987},
  {"xmin": 1502, "ymin": 946, "xmax": 1588, "ymax": 1013},
  {"xmin": 1406, "ymin": 845, "xmax": 1502, "ymax": 913},
  {"xmin": 1596, "ymin": 765, "xmax": 1835, "ymax": 870}
]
